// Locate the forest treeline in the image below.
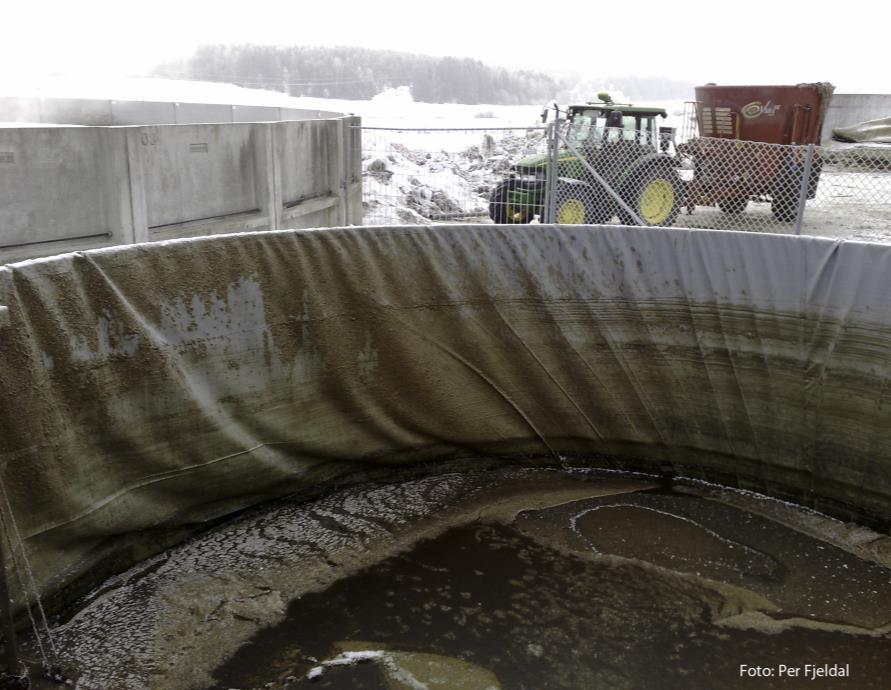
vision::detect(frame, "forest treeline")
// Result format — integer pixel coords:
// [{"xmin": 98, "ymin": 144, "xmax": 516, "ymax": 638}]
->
[
  {"xmin": 156, "ymin": 45, "xmax": 561, "ymax": 105},
  {"xmin": 155, "ymin": 45, "xmax": 696, "ymax": 105}
]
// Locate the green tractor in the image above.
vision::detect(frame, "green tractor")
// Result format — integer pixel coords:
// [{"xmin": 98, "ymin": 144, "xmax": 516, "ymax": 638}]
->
[{"xmin": 489, "ymin": 94, "xmax": 683, "ymax": 226}]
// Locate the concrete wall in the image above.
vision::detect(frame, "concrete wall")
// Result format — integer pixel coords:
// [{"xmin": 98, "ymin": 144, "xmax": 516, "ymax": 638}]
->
[
  {"xmin": 2, "ymin": 225, "xmax": 891, "ymax": 612},
  {"xmin": 822, "ymin": 93, "xmax": 891, "ymax": 140},
  {"xmin": 0, "ymin": 96, "xmax": 344, "ymax": 126},
  {"xmin": 0, "ymin": 127, "xmax": 133, "ymax": 254},
  {"xmin": 0, "ymin": 115, "xmax": 361, "ymax": 262}
]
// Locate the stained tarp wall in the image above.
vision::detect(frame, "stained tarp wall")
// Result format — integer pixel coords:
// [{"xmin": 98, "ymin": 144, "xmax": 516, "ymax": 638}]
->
[{"xmin": 1, "ymin": 224, "xmax": 890, "ymax": 606}]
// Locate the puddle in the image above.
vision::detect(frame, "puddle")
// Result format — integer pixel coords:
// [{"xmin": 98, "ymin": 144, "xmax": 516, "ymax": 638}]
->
[{"xmin": 213, "ymin": 487, "xmax": 891, "ymax": 690}]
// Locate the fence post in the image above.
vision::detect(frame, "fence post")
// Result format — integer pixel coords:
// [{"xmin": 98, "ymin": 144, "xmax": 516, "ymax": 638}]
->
[
  {"xmin": 544, "ymin": 121, "xmax": 560, "ymax": 223},
  {"xmin": 793, "ymin": 143, "xmax": 816, "ymax": 236},
  {"xmin": 331, "ymin": 120, "xmax": 347, "ymax": 226}
]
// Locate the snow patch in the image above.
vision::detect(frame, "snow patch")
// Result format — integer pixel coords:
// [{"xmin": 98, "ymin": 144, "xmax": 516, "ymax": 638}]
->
[{"xmin": 361, "ymin": 129, "xmax": 547, "ymax": 224}]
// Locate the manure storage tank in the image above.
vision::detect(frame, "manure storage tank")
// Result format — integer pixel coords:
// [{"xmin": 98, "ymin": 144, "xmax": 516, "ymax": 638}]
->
[{"xmin": 0, "ymin": 224, "xmax": 889, "ymax": 689}]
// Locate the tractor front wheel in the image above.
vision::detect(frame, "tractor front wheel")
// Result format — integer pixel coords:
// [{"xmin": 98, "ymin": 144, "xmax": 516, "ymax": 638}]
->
[
  {"xmin": 489, "ymin": 181, "xmax": 535, "ymax": 224},
  {"xmin": 620, "ymin": 167, "xmax": 683, "ymax": 226},
  {"xmin": 553, "ymin": 180, "xmax": 613, "ymax": 225},
  {"xmin": 771, "ymin": 189, "xmax": 799, "ymax": 222}
]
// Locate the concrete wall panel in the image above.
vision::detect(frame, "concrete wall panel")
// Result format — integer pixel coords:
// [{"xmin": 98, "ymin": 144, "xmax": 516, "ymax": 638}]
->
[
  {"xmin": 231, "ymin": 105, "xmax": 281, "ymax": 123},
  {"xmin": 39, "ymin": 98, "xmax": 114, "ymax": 127},
  {"xmin": 0, "ymin": 127, "xmax": 132, "ymax": 260},
  {"xmin": 174, "ymin": 102, "xmax": 234, "ymax": 125},
  {"xmin": 0, "ymin": 96, "xmax": 348, "ymax": 127},
  {"xmin": 111, "ymin": 101, "xmax": 176, "ymax": 126},
  {"xmin": 276, "ymin": 119, "xmax": 334, "ymax": 206},
  {"xmin": 279, "ymin": 108, "xmax": 349, "ymax": 120},
  {"xmin": 139, "ymin": 124, "xmax": 260, "ymax": 228},
  {"xmin": 111, "ymin": 100, "xmax": 177, "ymax": 126},
  {"xmin": 0, "ymin": 113, "xmax": 358, "ymax": 262}
]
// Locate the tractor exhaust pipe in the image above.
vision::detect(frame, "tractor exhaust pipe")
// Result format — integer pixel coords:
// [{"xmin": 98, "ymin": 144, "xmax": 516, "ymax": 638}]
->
[{"xmin": 659, "ymin": 127, "xmax": 676, "ymax": 153}]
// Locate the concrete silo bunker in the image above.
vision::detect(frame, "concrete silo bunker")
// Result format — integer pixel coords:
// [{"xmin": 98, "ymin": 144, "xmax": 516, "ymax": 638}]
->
[{"xmin": 1, "ymin": 225, "xmax": 890, "ymax": 688}]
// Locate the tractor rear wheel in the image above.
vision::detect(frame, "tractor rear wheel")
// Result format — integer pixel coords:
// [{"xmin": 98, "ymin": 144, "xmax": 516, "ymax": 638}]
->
[
  {"xmin": 489, "ymin": 180, "xmax": 534, "ymax": 224},
  {"xmin": 771, "ymin": 189, "xmax": 798, "ymax": 222},
  {"xmin": 553, "ymin": 180, "xmax": 613, "ymax": 225},
  {"xmin": 718, "ymin": 196, "xmax": 749, "ymax": 215},
  {"xmin": 620, "ymin": 166, "xmax": 682, "ymax": 226},
  {"xmin": 771, "ymin": 154, "xmax": 806, "ymax": 222}
]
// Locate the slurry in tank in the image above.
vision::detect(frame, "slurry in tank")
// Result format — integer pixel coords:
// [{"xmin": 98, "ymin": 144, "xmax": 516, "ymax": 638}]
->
[
  {"xmin": 48, "ymin": 467, "xmax": 891, "ymax": 690},
  {"xmin": 212, "ymin": 483, "xmax": 891, "ymax": 690}
]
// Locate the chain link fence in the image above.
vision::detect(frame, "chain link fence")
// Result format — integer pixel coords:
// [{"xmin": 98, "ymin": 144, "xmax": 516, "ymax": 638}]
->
[{"xmin": 356, "ymin": 122, "xmax": 891, "ymax": 241}]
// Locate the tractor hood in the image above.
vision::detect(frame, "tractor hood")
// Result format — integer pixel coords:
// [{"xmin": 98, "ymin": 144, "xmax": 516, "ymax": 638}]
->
[
  {"xmin": 516, "ymin": 151, "xmax": 577, "ymax": 171},
  {"xmin": 517, "ymin": 152, "xmax": 548, "ymax": 170}
]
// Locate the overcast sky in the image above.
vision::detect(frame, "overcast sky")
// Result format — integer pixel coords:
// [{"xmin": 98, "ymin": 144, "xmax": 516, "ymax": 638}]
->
[{"xmin": 3, "ymin": 0, "xmax": 889, "ymax": 94}]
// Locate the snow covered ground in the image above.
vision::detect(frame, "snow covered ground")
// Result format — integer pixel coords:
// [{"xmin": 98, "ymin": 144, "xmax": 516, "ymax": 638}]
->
[{"xmin": 361, "ymin": 127, "xmax": 549, "ymax": 225}]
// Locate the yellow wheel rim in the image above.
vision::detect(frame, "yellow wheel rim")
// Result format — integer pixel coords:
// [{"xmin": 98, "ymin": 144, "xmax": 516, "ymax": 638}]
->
[
  {"xmin": 639, "ymin": 179, "xmax": 675, "ymax": 225},
  {"xmin": 557, "ymin": 198, "xmax": 586, "ymax": 224},
  {"xmin": 507, "ymin": 206, "xmax": 525, "ymax": 222}
]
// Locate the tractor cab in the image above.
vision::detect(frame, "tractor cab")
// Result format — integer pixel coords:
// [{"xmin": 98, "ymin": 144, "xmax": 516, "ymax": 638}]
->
[{"xmin": 565, "ymin": 94, "xmax": 669, "ymax": 152}]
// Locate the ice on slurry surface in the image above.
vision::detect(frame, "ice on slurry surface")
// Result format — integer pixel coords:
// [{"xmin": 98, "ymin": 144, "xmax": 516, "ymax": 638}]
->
[
  {"xmin": 213, "ymin": 483, "xmax": 891, "ymax": 690},
  {"xmin": 514, "ymin": 490, "xmax": 891, "ymax": 628}
]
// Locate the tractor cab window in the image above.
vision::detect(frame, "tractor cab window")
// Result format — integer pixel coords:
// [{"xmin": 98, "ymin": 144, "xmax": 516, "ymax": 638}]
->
[
  {"xmin": 567, "ymin": 115, "xmax": 594, "ymax": 146},
  {"xmin": 638, "ymin": 116, "xmax": 658, "ymax": 147},
  {"xmin": 603, "ymin": 114, "xmax": 637, "ymax": 143}
]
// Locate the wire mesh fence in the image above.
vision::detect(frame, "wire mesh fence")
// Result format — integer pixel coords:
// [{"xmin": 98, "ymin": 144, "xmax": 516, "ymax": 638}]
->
[
  {"xmin": 676, "ymin": 138, "xmax": 891, "ymax": 238},
  {"xmin": 357, "ymin": 122, "xmax": 891, "ymax": 241}
]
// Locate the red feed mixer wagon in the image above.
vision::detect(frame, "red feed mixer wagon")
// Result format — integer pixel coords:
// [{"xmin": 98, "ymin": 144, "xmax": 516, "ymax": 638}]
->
[{"xmin": 684, "ymin": 83, "xmax": 834, "ymax": 221}]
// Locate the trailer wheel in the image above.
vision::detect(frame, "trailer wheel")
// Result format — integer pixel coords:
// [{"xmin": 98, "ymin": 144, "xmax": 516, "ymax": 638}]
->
[
  {"xmin": 771, "ymin": 190, "xmax": 798, "ymax": 223},
  {"xmin": 489, "ymin": 181, "xmax": 534, "ymax": 224},
  {"xmin": 553, "ymin": 180, "xmax": 612, "ymax": 225},
  {"xmin": 620, "ymin": 166, "xmax": 682, "ymax": 226},
  {"xmin": 718, "ymin": 196, "xmax": 749, "ymax": 215},
  {"xmin": 771, "ymin": 155, "xmax": 807, "ymax": 222}
]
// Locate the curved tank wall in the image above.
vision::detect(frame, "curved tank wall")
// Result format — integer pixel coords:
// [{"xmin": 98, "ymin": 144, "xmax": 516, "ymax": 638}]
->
[
  {"xmin": 0, "ymin": 95, "xmax": 345, "ymax": 127},
  {"xmin": 1, "ymin": 224, "xmax": 890, "ymax": 610}
]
